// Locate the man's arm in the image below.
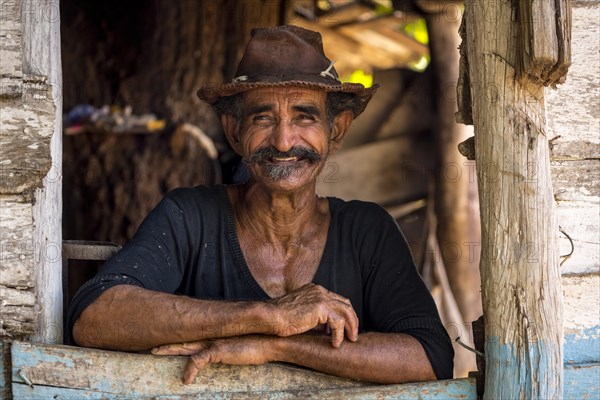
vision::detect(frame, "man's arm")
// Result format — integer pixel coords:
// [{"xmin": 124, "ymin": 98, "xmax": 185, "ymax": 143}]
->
[
  {"xmin": 72, "ymin": 283, "xmax": 358, "ymax": 351},
  {"xmin": 153, "ymin": 332, "xmax": 437, "ymax": 384},
  {"xmin": 277, "ymin": 332, "xmax": 436, "ymax": 383}
]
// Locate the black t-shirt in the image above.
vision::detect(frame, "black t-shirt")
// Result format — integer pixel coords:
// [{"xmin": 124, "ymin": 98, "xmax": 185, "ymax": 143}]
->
[{"xmin": 68, "ymin": 185, "xmax": 454, "ymax": 379}]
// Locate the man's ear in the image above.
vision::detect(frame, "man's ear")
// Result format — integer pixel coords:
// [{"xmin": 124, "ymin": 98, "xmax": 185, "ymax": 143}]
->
[
  {"xmin": 329, "ymin": 110, "xmax": 354, "ymax": 154},
  {"xmin": 221, "ymin": 114, "xmax": 243, "ymax": 155}
]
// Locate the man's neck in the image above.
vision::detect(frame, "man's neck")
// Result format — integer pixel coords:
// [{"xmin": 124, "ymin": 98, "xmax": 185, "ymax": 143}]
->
[{"xmin": 229, "ymin": 180, "xmax": 327, "ymax": 244}]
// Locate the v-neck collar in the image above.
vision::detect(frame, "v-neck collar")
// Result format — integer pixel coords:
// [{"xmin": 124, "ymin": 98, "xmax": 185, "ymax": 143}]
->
[{"xmin": 220, "ymin": 185, "xmax": 337, "ymax": 299}]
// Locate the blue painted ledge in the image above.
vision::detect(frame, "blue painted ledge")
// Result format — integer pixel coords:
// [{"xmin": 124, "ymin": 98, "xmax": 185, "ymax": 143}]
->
[
  {"xmin": 3, "ymin": 340, "xmax": 599, "ymax": 399},
  {"xmin": 7, "ymin": 342, "xmax": 477, "ymax": 399},
  {"xmin": 564, "ymin": 326, "xmax": 600, "ymax": 365},
  {"xmin": 564, "ymin": 364, "xmax": 600, "ymax": 400}
]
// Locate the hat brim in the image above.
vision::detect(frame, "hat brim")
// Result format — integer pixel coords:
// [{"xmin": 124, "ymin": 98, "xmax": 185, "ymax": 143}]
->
[{"xmin": 197, "ymin": 81, "xmax": 378, "ymax": 117}]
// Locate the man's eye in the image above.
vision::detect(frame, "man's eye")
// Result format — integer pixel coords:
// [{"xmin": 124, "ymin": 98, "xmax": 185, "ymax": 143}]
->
[
  {"xmin": 296, "ymin": 115, "xmax": 315, "ymax": 124},
  {"xmin": 253, "ymin": 115, "xmax": 273, "ymax": 126}
]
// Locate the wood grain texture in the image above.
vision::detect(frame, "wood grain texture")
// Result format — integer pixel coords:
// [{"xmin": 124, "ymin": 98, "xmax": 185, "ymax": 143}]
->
[
  {"xmin": 519, "ymin": 0, "xmax": 572, "ymax": 86},
  {"xmin": 462, "ymin": 0, "xmax": 564, "ymax": 398},
  {"xmin": 556, "ymin": 202, "xmax": 599, "ymax": 274},
  {"xmin": 562, "ymin": 274, "xmax": 600, "ymax": 366},
  {"xmin": 0, "ymin": 0, "xmax": 23, "ymax": 98},
  {"xmin": 9, "ymin": 342, "xmax": 478, "ymax": 399},
  {"xmin": 0, "ymin": 0, "xmax": 62, "ymax": 342},
  {"xmin": 0, "ymin": 81, "xmax": 54, "ymax": 194},
  {"xmin": 23, "ymin": 0, "xmax": 63, "ymax": 343},
  {"xmin": 10, "ymin": 379, "xmax": 478, "ymax": 400},
  {"xmin": 545, "ymin": 2, "xmax": 600, "ymax": 275},
  {"xmin": 16, "ymin": 0, "xmax": 64, "ymax": 344},
  {"xmin": 0, "ymin": 196, "xmax": 36, "ymax": 339},
  {"xmin": 564, "ymin": 363, "xmax": 600, "ymax": 400},
  {"xmin": 0, "ymin": 196, "xmax": 33, "ymax": 288}
]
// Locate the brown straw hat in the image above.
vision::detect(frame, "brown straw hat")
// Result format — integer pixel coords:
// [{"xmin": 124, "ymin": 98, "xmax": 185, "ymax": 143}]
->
[{"xmin": 197, "ymin": 25, "xmax": 378, "ymax": 116}]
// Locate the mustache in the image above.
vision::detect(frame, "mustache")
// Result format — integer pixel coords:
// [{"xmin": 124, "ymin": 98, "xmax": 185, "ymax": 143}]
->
[{"xmin": 243, "ymin": 146, "xmax": 323, "ymax": 165}]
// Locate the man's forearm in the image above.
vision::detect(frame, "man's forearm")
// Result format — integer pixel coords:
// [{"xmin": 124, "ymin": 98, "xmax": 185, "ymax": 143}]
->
[
  {"xmin": 73, "ymin": 283, "xmax": 359, "ymax": 352},
  {"xmin": 273, "ymin": 332, "xmax": 437, "ymax": 384},
  {"xmin": 72, "ymin": 285, "xmax": 273, "ymax": 351}
]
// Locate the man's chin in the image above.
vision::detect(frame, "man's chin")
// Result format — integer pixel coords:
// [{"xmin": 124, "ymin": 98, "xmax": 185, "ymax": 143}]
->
[
  {"xmin": 262, "ymin": 161, "xmax": 307, "ymax": 181},
  {"xmin": 250, "ymin": 162, "xmax": 317, "ymax": 188}
]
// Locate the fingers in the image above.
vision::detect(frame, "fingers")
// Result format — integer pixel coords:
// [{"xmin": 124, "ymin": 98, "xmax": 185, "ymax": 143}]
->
[
  {"xmin": 335, "ymin": 300, "xmax": 359, "ymax": 343},
  {"xmin": 151, "ymin": 341, "xmax": 207, "ymax": 356},
  {"xmin": 323, "ymin": 289, "xmax": 359, "ymax": 344},
  {"xmin": 327, "ymin": 312, "xmax": 345, "ymax": 348},
  {"xmin": 274, "ymin": 284, "xmax": 359, "ymax": 345},
  {"xmin": 183, "ymin": 351, "xmax": 211, "ymax": 384}
]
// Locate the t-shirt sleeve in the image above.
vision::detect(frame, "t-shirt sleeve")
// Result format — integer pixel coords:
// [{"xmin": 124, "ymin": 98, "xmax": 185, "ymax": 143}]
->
[
  {"xmin": 357, "ymin": 203, "xmax": 454, "ymax": 380},
  {"xmin": 67, "ymin": 188, "xmax": 198, "ymax": 344}
]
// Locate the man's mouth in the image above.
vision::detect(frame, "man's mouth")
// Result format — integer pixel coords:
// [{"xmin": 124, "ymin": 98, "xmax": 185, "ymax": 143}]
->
[
  {"xmin": 270, "ymin": 156, "xmax": 302, "ymax": 163},
  {"xmin": 244, "ymin": 146, "xmax": 322, "ymax": 166}
]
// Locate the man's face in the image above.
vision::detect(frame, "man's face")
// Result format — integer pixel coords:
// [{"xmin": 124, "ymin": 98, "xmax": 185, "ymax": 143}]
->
[{"xmin": 232, "ymin": 87, "xmax": 338, "ymax": 191}]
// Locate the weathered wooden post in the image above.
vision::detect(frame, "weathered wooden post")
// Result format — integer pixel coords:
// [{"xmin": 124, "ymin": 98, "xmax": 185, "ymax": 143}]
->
[
  {"xmin": 458, "ymin": 0, "xmax": 570, "ymax": 398},
  {"xmin": 0, "ymin": 0, "xmax": 63, "ymax": 343}
]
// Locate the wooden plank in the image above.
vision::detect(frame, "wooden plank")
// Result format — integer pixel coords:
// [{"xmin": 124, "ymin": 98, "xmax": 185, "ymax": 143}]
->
[
  {"xmin": 316, "ymin": 135, "xmax": 430, "ymax": 206},
  {"xmin": 0, "ymin": 306, "xmax": 36, "ymax": 339},
  {"xmin": 551, "ymin": 140, "xmax": 600, "ymax": 161},
  {"xmin": 0, "ymin": 94, "xmax": 54, "ymax": 194},
  {"xmin": 20, "ymin": 0, "xmax": 64, "ymax": 344},
  {"xmin": 519, "ymin": 0, "xmax": 571, "ymax": 86},
  {"xmin": 9, "ymin": 342, "xmax": 478, "ymax": 398},
  {"xmin": 62, "ymin": 241, "xmax": 121, "ymax": 261},
  {"xmin": 556, "ymin": 202, "xmax": 599, "ymax": 274},
  {"xmin": 563, "ymin": 274, "xmax": 600, "ymax": 365},
  {"xmin": 0, "ymin": 196, "xmax": 34, "ymax": 287},
  {"xmin": 545, "ymin": 2, "xmax": 598, "ymax": 155},
  {"xmin": 0, "ymin": 196, "xmax": 36, "ymax": 340},
  {"xmin": 292, "ymin": 19, "xmax": 418, "ymax": 76},
  {"xmin": 462, "ymin": 0, "xmax": 563, "ymax": 398},
  {"xmin": 564, "ymin": 364, "xmax": 600, "ymax": 400},
  {"xmin": 552, "ymin": 159, "xmax": 599, "ymax": 274},
  {"xmin": 339, "ymin": 16, "xmax": 429, "ymax": 58},
  {"xmin": 10, "ymin": 378, "xmax": 478, "ymax": 399},
  {"xmin": 0, "ymin": 0, "xmax": 23, "ymax": 97},
  {"xmin": 0, "ymin": 0, "xmax": 22, "ymax": 34},
  {"xmin": 544, "ymin": 2, "xmax": 599, "ymax": 277},
  {"xmin": 11, "ymin": 342, "xmax": 362, "ymax": 396},
  {"xmin": 565, "ymin": 326, "xmax": 600, "ymax": 366},
  {"xmin": 552, "ymin": 160, "xmax": 600, "ymax": 203},
  {"xmin": 0, "ymin": 287, "xmax": 35, "ymax": 308}
]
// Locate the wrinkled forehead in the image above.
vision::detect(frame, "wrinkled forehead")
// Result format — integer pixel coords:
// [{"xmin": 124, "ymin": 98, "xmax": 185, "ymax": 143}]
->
[{"xmin": 242, "ymin": 86, "xmax": 327, "ymax": 108}]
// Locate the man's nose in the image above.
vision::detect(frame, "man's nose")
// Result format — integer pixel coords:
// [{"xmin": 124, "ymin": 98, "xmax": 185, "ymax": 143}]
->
[{"xmin": 270, "ymin": 120, "xmax": 297, "ymax": 152}]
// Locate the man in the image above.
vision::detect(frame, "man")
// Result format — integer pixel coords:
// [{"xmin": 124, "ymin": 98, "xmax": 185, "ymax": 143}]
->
[{"xmin": 69, "ymin": 25, "xmax": 453, "ymax": 385}]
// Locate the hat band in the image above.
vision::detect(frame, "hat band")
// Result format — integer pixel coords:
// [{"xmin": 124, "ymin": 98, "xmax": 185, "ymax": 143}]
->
[
  {"xmin": 319, "ymin": 60, "xmax": 337, "ymax": 81},
  {"xmin": 232, "ymin": 68, "xmax": 341, "ymax": 85}
]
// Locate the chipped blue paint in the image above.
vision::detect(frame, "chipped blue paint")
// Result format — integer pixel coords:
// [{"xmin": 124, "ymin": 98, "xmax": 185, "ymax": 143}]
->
[
  {"xmin": 6, "ymin": 340, "xmax": 599, "ymax": 399},
  {"xmin": 9, "ymin": 342, "xmax": 478, "ymax": 399},
  {"xmin": 484, "ymin": 339, "xmax": 562, "ymax": 400},
  {"xmin": 564, "ymin": 364, "xmax": 600, "ymax": 400},
  {"xmin": 11, "ymin": 379, "xmax": 479, "ymax": 400},
  {"xmin": 11, "ymin": 342, "xmax": 75, "ymax": 384},
  {"xmin": 564, "ymin": 325, "xmax": 600, "ymax": 365}
]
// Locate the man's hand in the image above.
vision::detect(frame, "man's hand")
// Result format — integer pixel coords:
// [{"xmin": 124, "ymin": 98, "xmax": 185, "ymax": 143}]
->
[
  {"xmin": 152, "ymin": 336, "xmax": 275, "ymax": 384},
  {"xmin": 268, "ymin": 283, "xmax": 358, "ymax": 348}
]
